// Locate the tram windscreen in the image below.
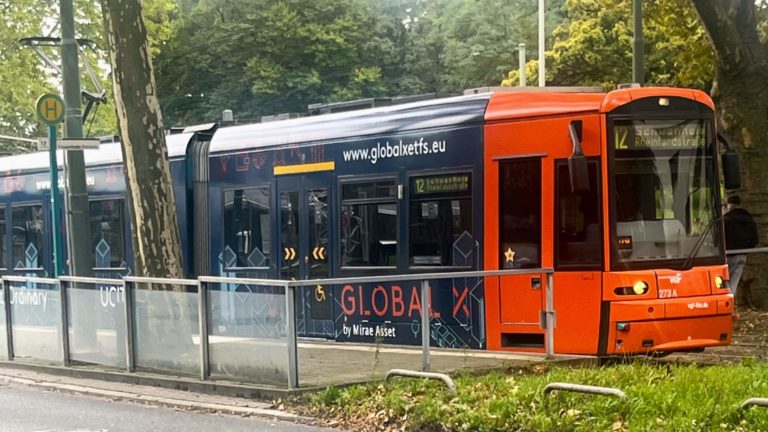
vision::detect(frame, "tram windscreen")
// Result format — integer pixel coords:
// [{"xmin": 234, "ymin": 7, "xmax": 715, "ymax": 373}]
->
[{"xmin": 610, "ymin": 118, "xmax": 721, "ymax": 269}]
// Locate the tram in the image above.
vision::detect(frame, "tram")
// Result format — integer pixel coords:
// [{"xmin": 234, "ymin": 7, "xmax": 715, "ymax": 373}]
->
[{"xmin": 0, "ymin": 86, "xmax": 739, "ymax": 356}]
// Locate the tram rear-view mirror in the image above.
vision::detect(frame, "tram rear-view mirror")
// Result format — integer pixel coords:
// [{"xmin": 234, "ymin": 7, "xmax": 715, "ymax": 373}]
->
[
  {"xmin": 718, "ymin": 132, "xmax": 741, "ymax": 190},
  {"xmin": 568, "ymin": 120, "xmax": 590, "ymax": 192},
  {"xmin": 722, "ymin": 151, "xmax": 741, "ymax": 190}
]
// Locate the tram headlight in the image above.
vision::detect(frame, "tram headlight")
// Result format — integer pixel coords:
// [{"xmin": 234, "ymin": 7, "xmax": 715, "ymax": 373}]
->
[
  {"xmin": 632, "ymin": 281, "xmax": 649, "ymax": 295},
  {"xmin": 715, "ymin": 276, "xmax": 726, "ymax": 289}
]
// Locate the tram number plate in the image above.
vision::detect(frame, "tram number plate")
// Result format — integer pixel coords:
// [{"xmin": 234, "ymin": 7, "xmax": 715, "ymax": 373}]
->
[{"xmin": 659, "ymin": 289, "xmax": 678, "ymax": 299}]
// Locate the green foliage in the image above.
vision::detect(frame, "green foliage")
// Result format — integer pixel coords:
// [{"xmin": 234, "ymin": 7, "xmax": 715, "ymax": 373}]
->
[
  {"xmin": 403, "ymin": 0, "xmax": 564, "ymax": 95},
  {"xmin": 0, "ymin": 0, "xmax": 57, "ymax": 153},
  {"xmin": 314, "ymin": 361, "xmax": 768, "ymax": 431},
  {"xmin": 0, "ymin": 0, "xmax": 178, "ymax": 154},
  {"xmin": 503, "ymin": 0, "xmax": 715, "ymax": 90},
  {"xmin": 155, "ymin": 0, "xmax": 406, "ymax": 125}
]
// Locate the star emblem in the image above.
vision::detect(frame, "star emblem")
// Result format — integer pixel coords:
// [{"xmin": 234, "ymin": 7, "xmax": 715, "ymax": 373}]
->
[{"xmin": 504, "ymin": 248, "xmax": 515, "ymax": 263}]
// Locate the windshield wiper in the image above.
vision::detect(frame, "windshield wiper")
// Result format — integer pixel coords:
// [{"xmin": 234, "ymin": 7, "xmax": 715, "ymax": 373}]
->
[{"xmin": 681, "ymin": 212, "xmax": 723, "ymax": 270}]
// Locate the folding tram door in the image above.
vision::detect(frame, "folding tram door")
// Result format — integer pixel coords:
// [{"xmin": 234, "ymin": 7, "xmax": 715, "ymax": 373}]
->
[{"xmin": 276, "ymin": 172, "xmax": 334, "ymax": 339}]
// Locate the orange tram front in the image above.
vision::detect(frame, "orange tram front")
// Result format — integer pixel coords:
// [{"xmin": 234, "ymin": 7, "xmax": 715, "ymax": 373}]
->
[{"xmin": 482, "ymin": 87, "xmax": 737, "ymax": 356}]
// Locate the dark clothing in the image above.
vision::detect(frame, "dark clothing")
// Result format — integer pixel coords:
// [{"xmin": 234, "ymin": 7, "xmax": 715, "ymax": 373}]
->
[{"xmin": 724, "ymin": 208, "xmax": 759, "ymax": 250}]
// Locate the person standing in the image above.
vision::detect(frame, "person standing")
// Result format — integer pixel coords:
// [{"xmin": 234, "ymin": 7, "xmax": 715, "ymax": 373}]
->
[{"xmin": 724, "ymin": 195, "xmax": 759, "ymax": 297}]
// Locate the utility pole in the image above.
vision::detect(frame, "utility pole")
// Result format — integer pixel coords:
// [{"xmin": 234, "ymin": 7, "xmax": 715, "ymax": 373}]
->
[
  {"xmin": 632, "ymin": 0, "xmax": 644, "ymax": 85},
  {"xmin": 538, "ymin": 0, "xmax": 545, "ymax": 87},
  {"xmin": 518, "ymin": 43, "xmax": 526, "ymax": 87},
  {"xmin": 61, "ymin": 0, "xmax": 94, "ymax": 277}
]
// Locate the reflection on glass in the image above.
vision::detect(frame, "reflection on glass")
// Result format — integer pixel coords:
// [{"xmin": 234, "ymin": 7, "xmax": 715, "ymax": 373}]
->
[
  {"xmin": 224, "ymin": 188, "xmax": 270, "ymax": 268},
  {"xmin": 409, "ymin": 173, "xmax": 473, "ymax": 267},
  {"xmin": 499, "ymin": 160, "xmax": 541, "ymax": 269},
  {"xmin": 90, "ymin": 200, "xmax": 126, "ymax": 268},
  {"xmin": 12, "ymin": 206, "xmax": 43, "ymax": 269},
  {"xmin": 341, "ymin": 180, "xmax": 397, "ymax": 267},
  {"xmin": 68, "ymin": 284, "xmax": 127, "ymax": 368},
  {"xmin": 611, "ymin": 119, "xmax": 719, "ymax": 268},
  {"xmin": 280, "ymin": 192, "xmax": 300, "ymax": 279},
  {"xmin": 556, "ymin": 162, "xmax": 601, "ymax": 267},
  {"xmin": 207, "ymin": 283, "xmax": 288, "ymax": 385},
  {"xmin": 308, "ymin": 189, "xmax": 328, "ymax": 278},
  {"xmin": 133, "ymin": 286, "xmax": 199, "ymax": 375},
  {"xmin": 10, "ymin": 281, "xmax": 62, "ymax": 362}
]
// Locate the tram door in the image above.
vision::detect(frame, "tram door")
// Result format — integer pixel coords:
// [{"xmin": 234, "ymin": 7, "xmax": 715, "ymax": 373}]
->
[
  {"xmin": 497, "ymin": 158, "xmax": 545, "ymax": 340},
  {"xmin": 277, "ymin": 172, "xmax": 334, "ymax": 338}
]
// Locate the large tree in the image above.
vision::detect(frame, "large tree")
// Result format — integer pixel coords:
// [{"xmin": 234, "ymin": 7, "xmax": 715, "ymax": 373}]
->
[
  {"xmin": 503, "ymin": 0, "xmax": 714, "ymax": 89},
  {"xmin": 691, "ymin": 0, "xmax": 768, "ymax": 308},
  {"xmin": 155, "ymin": 0, "xmax": 404, "ymax": 125},
  {"xmin": 100, "ymin": 0, "xmax": 183, "ymax": 279}
]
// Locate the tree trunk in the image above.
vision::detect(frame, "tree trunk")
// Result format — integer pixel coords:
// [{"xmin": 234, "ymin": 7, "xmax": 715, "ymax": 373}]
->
[
  {"xmin": 100, "ymin": 0, "xmax": 184, "ymax": 279},
  {"xmin": 101, "ymin": 0, "xmax": 192, "ymax": 368},
  {"xmin": 692, "ymin": 0, "xmax": 768, "ymax": 308}
]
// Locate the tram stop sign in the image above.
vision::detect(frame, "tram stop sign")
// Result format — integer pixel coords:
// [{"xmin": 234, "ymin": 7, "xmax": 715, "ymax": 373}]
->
[{"xmin": 36, "ymin": 93, "xmax": 65, "ymax": 126}]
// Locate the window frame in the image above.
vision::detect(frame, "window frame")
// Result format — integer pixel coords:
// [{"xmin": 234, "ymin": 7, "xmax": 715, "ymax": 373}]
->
[
  {"xmin": 10, "ymin": 202, "xmax": 45, "ymax": 271},
  {"xmin": 338, "ymin": 174, "xmax": 399, "ymax": 271},
  {"xmin": 407, "ymin": 169, "xmax": 474, "ymax": 270},
  {"xmin": 0, "ymin": 205, "xmax": 7, "ymax": 271},
  {"xmin": 222, "ymin": 185, "xmax": 272, "ymax": 272},
  {"xmin": 89, "ymin": 196, "xmax": 129, "ymax": 271},
  {"xmin": 553, "ymin": 158, "xmax": 604, "ymax": 270}
]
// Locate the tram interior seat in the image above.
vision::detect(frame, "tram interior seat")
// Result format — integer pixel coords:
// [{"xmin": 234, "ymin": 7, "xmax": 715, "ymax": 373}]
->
[{"xmin": 617, "ymin": 219, "xmax": 686, "ymax": 258}]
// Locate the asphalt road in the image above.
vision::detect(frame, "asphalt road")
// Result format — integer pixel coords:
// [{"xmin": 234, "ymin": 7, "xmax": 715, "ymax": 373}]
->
[{"xmin": 0, "ymin": 384, "xmax": 334, "ymax": 432}]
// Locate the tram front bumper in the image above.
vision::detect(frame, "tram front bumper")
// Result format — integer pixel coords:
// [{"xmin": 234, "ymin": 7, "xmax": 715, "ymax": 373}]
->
[{"xmin": 607, "ymin": 294, "xmax": 734, "ymax": 355}]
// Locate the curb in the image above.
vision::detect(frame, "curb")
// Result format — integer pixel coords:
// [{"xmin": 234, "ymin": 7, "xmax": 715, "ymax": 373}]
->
[{"xmin": 0, "ymin": 374, "xmax": 307, "ymax": 422}]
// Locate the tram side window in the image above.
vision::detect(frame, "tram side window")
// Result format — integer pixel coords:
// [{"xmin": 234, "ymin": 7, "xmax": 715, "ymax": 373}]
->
[
  {"xmin": 409, "ymin": 173, "xmax": 473, "ymax": 267},
  {"xmin": 555, "ymin": 160, "xmax": 602, "ymax": 268},
  {"xmin": 90, "ymin": 200, "xmax": 126, "ymax": 268},
  {"xmin": 224, "ymin": 187, "xmax": 271, "ymax": 268},
  {"xmin": 341, "ymin": 179, "xmax": 397, "ymax": 267},
  {"xmin": 499, "ymin": 160, "xmax": 540, "ymax": 269},
  {"xmin": 12, "ymin": 205, "xmax": 43, "ymax": 269}
]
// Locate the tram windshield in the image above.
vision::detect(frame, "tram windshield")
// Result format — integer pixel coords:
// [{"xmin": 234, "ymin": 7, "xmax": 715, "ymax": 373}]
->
[{"xmin": 610, "ymin": 118, "xmax": 721, "ymax": 269}]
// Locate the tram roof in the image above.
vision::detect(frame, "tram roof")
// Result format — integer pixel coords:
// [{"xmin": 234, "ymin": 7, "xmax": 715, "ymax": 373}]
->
[
  {"xmin": 209, "ymin": 93, "xmax": 492, "ymax": 154},
  {"xmin": 0, "ymin": 132, "xmax": 194, "ymax": 174}
]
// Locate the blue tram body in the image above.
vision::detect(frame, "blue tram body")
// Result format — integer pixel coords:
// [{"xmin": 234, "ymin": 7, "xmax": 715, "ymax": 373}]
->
[{"xmin": 0, "ymin": 94, "xmax": 492, "ymax": 349}]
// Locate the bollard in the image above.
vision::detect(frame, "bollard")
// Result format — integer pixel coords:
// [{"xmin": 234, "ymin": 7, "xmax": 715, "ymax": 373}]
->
[
  {"xmin": 386, "ymin": 369, "xmax": 456, "ymax": 395},
  {"xmin": 741, "ymin": 398, "xmax": 768, "ymax": 410},
  {"xmin": 544, "ymin": 382, "xmax": 626, "ymax": 399}
]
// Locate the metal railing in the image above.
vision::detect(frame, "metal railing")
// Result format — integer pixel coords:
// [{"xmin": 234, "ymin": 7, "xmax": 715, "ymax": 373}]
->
[{"xmin": 0, "ymin": 268, "xmax": 554, "ymax": 390}]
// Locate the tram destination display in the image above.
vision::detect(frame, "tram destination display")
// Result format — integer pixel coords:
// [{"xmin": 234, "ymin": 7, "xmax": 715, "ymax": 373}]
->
[{"xmin": 614, "ymin": 119, "xmax": 708, "ymax": 151}]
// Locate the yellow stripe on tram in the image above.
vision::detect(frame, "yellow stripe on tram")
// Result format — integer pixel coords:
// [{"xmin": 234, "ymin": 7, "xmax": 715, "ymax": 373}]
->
[{"xmin": 273, "ymin": 161, "xmax": 335, "ymax": 175}]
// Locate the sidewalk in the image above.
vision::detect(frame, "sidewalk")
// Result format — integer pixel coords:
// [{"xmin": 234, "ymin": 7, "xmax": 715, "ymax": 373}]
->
[{"xmin": 0, "ymin": 364, "xmax": 303, "ymax": 422}]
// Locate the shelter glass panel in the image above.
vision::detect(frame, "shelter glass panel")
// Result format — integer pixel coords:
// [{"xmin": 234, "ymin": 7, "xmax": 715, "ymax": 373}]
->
[
  {"xmin": 9, "ymin": 280, "xmax": 62, "ymax": 362},
  {"xmin": 133, "ymin": 283, "xmax": 199, "ymax": 376},
  {"xmin": 207, "ymin": 282, "xmax": 288, "ymax": 386}
]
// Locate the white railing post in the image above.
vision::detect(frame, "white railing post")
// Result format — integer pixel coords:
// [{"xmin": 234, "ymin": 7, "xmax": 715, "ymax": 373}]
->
[
  {"xmin": 285, "ymin": 282, "xmax": 298, "ymax": 389},
  {"xmin": 421, "ymin": 280, "xmax": 431, "ymax": 372},
  {"xmin": 198, "ymin": 280, "xmax": 209, "ymax": 380}
]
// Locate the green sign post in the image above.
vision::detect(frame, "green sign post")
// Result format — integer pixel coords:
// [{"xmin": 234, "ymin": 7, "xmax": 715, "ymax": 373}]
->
[{"xmin": 36, "ymin": 93, "xmax": 66, "ymax": 276}]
